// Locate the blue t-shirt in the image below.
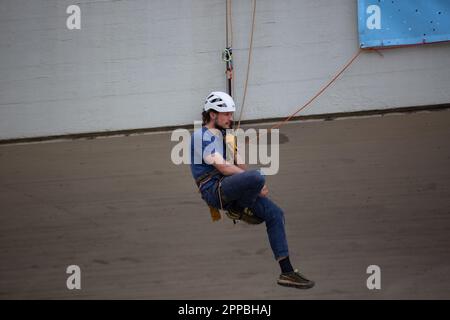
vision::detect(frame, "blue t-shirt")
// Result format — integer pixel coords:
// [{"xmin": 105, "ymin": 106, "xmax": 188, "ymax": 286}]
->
[{"xmin": 190, "ymin": 127, "xmax": 226, "ymax": 191}]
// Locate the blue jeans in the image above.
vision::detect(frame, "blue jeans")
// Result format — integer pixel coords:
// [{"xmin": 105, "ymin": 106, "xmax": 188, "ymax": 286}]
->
[{"xmin": 201, "ymin": 170, "xmax": 289, "ymax": 260}]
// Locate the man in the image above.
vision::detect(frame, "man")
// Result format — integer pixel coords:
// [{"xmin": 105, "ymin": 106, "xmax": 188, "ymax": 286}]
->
[{"xmin": 190, "ymin": 91, "xmax": 314, "ymax": 289}]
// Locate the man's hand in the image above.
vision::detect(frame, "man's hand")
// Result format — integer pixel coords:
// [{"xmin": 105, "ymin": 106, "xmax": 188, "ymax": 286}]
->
[
  {"xmin": 259, "ymin": 184, "xmax": 269, "ymax": 197},
  {"xmin": 235, "ymin": 151, "xmax": 248, "ymax": 171}
]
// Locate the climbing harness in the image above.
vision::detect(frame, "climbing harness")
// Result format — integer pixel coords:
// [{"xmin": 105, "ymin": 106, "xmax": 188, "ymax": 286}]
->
[
  {"xmin": 195, "ymin": 168, "xmax": 223, "ymax": 221},
  {"xmin": 195, "ymin": 165, "xmax": 263, "ymax": 224}
]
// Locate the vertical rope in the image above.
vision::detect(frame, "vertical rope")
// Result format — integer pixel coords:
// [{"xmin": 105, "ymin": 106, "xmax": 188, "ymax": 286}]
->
[
  {"xmin": 225, "ymin": 0, "xmax": 230, "ymax": 47},
  {"xmin": 229, "ymin": 0, "xmax": 235, "ymax": 98},
  {"xmin": 237, "ymin": 0, "xmax": 257, "ymax": 129}
]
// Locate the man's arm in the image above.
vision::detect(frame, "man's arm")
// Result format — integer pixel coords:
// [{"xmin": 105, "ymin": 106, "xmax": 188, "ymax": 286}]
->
[
  {"xmin": 204, "ymin": 153, "xmax": 244, "ymax": 176},
  {"xmin": 205, "ymin": 151, "xmax": 269, "ymax": 197}
]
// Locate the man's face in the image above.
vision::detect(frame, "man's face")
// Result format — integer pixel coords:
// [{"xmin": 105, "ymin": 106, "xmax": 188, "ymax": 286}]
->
[{"xmin": 212, "ymin": 112, "xmax": 234, "ymax": 129}]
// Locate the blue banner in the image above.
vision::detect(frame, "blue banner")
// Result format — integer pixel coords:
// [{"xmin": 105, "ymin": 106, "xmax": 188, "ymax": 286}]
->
[{"xmin": 358, "ymin": 0, "xmax": 450, "ymax": 48}]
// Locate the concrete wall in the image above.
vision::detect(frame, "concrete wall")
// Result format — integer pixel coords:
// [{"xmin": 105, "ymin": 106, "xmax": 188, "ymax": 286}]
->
[{"xmin": 1, "ymin": 0, "xmax": 449, "ymax": 140}]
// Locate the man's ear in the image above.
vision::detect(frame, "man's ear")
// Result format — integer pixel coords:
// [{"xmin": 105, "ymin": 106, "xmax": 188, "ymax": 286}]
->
[{"xmin": 210, "ymin": 112, "xmax": 217, "ymax": 120}]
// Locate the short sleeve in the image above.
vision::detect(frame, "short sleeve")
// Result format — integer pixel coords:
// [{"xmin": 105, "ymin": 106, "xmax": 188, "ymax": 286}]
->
[
  {"xmin": 202, "ymin": 132, "xmax": 224, "ymax": 161},
  {"xmin": 191, "ymin": 128, "xmax": 224, "ymax": 164}
]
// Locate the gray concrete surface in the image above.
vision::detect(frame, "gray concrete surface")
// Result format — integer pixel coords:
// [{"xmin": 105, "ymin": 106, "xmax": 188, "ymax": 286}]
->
[{"xmin": 1, "ymin": 109, "xmax": 450, "ymax": 299}]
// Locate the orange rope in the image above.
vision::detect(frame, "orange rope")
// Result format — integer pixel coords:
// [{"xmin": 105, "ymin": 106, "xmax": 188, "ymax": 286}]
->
[{"xmin": 270, "ymin": 48, "xmax": 363, "ymax": 130}]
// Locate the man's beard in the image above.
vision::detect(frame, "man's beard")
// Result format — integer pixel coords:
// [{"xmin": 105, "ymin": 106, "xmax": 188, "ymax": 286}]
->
[{"xmin": 214, "ymin": 118, "xmax": 233, "ymax": 131}]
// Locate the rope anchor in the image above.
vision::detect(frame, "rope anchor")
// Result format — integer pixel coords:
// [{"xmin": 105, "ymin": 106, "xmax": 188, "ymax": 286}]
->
[{"xmin": 222, "ymin": 47, "xmax": 233, "ymax": 62}]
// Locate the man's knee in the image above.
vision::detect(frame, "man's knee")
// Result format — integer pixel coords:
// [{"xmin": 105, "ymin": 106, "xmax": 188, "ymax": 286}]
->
[
  {"xmin": 266, "ymin": 205, "xmax": 285, "ymax": 225},
  {"xmin": 275, "ymin": 207, "xmax": 285, "ymax": 221},
  {"xmin": 246, "ymin": 169, "xmax": 265, "ymax": 189}
]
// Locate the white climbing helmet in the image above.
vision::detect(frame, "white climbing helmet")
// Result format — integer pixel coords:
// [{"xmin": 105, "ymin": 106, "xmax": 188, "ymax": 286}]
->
[{"xmin": 204, "ymin": 91, "xmax": 236, "ymax": 113}]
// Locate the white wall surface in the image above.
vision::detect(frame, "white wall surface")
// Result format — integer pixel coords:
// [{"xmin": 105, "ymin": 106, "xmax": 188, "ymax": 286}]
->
[{"xmin": 1, "ymin": 0, "xmax": 449, "ymax": 139}]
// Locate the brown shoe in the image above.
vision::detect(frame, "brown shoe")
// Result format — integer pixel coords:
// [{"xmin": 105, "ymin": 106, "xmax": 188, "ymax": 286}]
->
[
  {"xmin": 277, "ymin": 269, "xmax": 315, "ymax": 289},
  {"xmin": 225, "ymin": 207, "xmax": 263, "ymax": 225}
]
